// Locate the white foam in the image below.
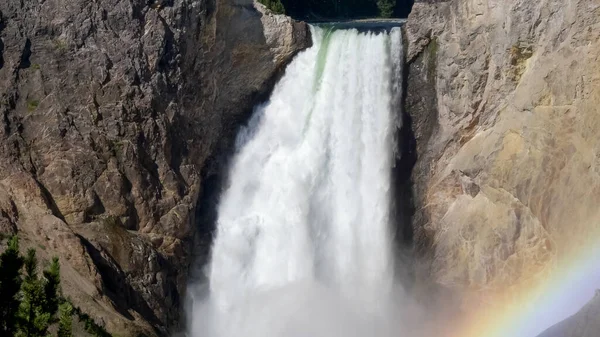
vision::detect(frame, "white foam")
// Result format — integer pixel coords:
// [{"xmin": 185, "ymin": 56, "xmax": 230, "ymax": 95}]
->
[{"xmin": 188, "ymin": 26, "xmax": 405, "ymax": 337}]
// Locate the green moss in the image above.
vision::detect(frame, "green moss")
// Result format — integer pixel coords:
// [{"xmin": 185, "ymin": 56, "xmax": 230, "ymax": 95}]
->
[
  {"xmin": 31, "ymin": 63, "xmax": 41, "ymax": 70},
  {"xmin": 27, "ymin": 99, "xmax": 40, "ymax": 111}
]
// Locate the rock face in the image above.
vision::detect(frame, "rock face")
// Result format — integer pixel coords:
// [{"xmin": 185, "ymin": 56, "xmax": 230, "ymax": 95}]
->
[
  {"xmin": 538, "ymin": 293, "xmax": 600, "ymax": 337},
  {"xmin": 0, "ymin": 0, "xmax": 309, "ymax": 335},
  {"xmin": 405, "ymin": 0, "xmax": 600, "ymax": 312}
]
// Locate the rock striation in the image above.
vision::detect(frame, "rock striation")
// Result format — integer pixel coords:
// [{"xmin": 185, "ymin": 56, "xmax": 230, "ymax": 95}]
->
[
  {"xmin": 0, "ymin": 0, "xmax": 309, "ymax": 335},
  {"xmin": 405, "ymin": 0, "xmax": 600, "ymax": 317}
]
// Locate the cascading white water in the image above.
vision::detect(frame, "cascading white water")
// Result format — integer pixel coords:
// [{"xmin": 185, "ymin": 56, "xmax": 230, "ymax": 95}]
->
[{"xmin": 189, "ymin": 26, "xmax": 406, "ymax": 337}]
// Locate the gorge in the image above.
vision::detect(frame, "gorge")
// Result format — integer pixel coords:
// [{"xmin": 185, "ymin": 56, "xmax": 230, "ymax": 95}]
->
[{"xmin": 0, "ymin": 0, "xmax": 599, "ymax": 336}]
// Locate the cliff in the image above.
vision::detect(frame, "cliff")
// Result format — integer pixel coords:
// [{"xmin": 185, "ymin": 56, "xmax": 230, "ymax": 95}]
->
[
  {"xmin": 405, "ymin": 0, "xmax": 600, "ymax": 321},
  {"xmin": 0, "ymin": 0, "xmax": 309, "ymax": 335},
  {"xmin": 538, "ymin": 293, "xmax": 600, "ymax": 337}
]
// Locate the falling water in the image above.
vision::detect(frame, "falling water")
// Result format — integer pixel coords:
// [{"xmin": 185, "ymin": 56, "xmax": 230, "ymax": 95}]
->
[{"xmin": 189, "ymin": 26, "xmax": 406, "ymax": 337}]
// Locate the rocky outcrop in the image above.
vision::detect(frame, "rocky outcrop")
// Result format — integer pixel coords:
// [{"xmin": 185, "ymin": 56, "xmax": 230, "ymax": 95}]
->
[
  {"xmin": 405, "ymin": 0, "xmax": 600, "ymax": 313},
  {"xmin": 538, "ymin": 292, "xmax": 600, "ymax": 337},
  {"xmin": 0, "ymin": 0, "xmax": 309, "ymax": 335}
]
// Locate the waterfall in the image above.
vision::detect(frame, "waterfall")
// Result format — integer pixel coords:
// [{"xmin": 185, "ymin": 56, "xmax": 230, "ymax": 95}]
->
[{"xmin": 189, "ymin": 26, "xmax": 405, "ymax": 337}]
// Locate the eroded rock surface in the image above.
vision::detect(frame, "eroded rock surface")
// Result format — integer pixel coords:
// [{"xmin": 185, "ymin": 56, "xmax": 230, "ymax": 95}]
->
[
  {"xmin": 405, "ymin": 0, "xmax": 600, "ymax": 310},
  {"xmin": 0, "ymin": 0, "xmax": 309, "ymax": 335}
]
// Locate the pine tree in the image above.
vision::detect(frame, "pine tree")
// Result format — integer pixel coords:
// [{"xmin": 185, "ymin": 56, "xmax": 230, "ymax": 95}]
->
[
  {"xmin": 259, "ymin": 0, "xmax": 286, "ymax": 14},
  {"xmin": 0, "ymin": 235, "xmax": 24, "ymax": 336},
  {"xmin": 16, "ymin": 249, "xmax": 52, "ymax": 337},
  {"xmin": 269, "ymin": 0, "xmax": 286, "ymax": 14},
  {"xmin": 57, "ymin": 302, "xmax": 73, "ymax": 337},
  {"xmin": 377, "ymin": 0, "xmax": 395, "ymax": 17},
  {"xmin": 43, "ymin": 257, "xmax": 61, "ymax": 317}
]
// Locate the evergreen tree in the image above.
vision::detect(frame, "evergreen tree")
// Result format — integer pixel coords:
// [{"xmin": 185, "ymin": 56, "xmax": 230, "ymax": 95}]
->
[
  {"xmin": 57, "ymin": 302, "xmax": 73, "ymax": 337},
  {"xmin": 16, "ymin": 249, "xmax": 52, "ymax": 337},
  {"xmin": 259, "ymin": 0, "xmax": 286, "ymax": 14},
  {"xmin": 2, "ymin": 240, "xmax": 66, "ymax": 337},
  {"xmin": 377, "ymin": 0, "xmax": 395, "ymax": 18},
  {"xmin": 43, "ymin": 257, "xmax": 61, "ymax": 317},
  {"xmin": 0, "ymin": 236, "xmax": 24, "ymax": 336},
  {"xmin": 269, "ymin": 0, "xmax": 286, "ymax": 15}
]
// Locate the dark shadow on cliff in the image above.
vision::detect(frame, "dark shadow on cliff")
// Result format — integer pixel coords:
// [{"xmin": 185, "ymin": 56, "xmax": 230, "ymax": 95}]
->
[
  {"xmin": 392, "ymin": 51, "xmax": 418, "ymax": 290},
  {"xmin": 402, "ymin": 34, "xmax": 440, "ymax": 259},
  {"xmin": 76, "ymin": 234, "xmax": 162, "ymax": 336},
  {"xmin": 0, "ymin": 17, "xmax": 4, "ymax": 70}
]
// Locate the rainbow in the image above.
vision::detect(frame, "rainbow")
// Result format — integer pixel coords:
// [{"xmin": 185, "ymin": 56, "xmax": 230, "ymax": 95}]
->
[{"xmin": 451, "ymin": 241, "xmax": 600, "ymax": 337}]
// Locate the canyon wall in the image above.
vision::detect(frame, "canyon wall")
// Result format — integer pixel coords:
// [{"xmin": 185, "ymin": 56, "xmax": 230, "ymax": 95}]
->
[
  {"xmin": 3, "ymin": 0, "xmax": 600, "ymax": 334},
  {"xmin": 405, "ymin": 0, "xmax": 600, "ymax": 316},
  {"xmin": 0, "ymin": 0, "xmax": 309, "ymax": 335},
  {"xmin": 539, "ymin": 294, "xmax": 600, "ymax": 337}
]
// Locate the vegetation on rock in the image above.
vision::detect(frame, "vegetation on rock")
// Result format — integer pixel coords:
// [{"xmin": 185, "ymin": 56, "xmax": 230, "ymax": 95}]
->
[
  {"xmin": 259, "ymin": 0, "xmax": 286, "ymax": 14},
  {"xmin": 509, "ymin": 43, "xmax": 534, "ymax": 81},
  {"xmin": 27, "ymin": 99, "xmax": 39, "ymax": 111}
]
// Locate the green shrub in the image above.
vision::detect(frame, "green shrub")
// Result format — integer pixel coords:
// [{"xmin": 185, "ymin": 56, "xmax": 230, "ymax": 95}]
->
[
  {"xmin": 27, "ymin": 99, "xmax": 39, "ymax": 111},
  {"xmin": 258, "ymin": 0, "xmax": 285, "ymax": 14}
]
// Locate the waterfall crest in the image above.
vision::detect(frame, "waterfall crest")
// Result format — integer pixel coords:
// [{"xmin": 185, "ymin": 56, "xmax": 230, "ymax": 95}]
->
[{"xmin": 190, "ymin": 26, "xmax": 405, "ymax": 337}]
